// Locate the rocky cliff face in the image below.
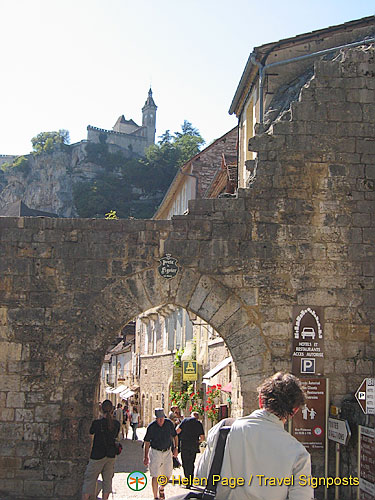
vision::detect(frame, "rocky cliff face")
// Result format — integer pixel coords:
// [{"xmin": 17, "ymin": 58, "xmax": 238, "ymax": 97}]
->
[{"xmin": 0, "ymin": 142, "xmax": 110, "ymax": 217}]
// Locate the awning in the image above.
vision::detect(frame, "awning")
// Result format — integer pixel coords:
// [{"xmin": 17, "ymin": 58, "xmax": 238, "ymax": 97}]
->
[
  {"xmin": 106, "ymin": 384, "xmax": 127, "ymax": 394},
  {"xmin": 202, "ymin": 356, "xmax": 232, "ymax": 382},
  {"xmin": 221, "ymin": 381, "xmax": 232, "ymax": 393},
  {"xmin": 120, "ymin": 389, "xmax": 135, "ymax": 399}
]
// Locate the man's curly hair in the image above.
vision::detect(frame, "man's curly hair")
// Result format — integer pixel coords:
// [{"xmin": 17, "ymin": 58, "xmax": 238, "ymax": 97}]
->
[{"xmin": 257, "ymin": 372, "xmax": 306, "ymax": 420}]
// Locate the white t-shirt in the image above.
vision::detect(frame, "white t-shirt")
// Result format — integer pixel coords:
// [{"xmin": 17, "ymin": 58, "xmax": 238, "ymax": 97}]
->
[
  {"xmin": 131, "ymin": 411, "xmax": 139, "ymax": 424},
  {"xmin": 114, "ymin": 408, "xmax": 123, "ymax": 423}
]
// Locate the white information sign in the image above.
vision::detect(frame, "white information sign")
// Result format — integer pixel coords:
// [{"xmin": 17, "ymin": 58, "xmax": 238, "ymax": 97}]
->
[{"xmin": 327, "ymin": 418, "xmax": 351, "ymax": 445}]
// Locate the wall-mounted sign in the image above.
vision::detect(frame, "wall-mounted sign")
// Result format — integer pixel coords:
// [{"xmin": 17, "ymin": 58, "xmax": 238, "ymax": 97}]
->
[
  {"xmin": 158, "ymin": 254, "xmax": 179, "ymax": 279},
  {"xmin": 359, "ymin": 426, "xmax": 375, "ymax": 499},
  {"xmin": 327, "ymin": 418, "xmax": 351, "ymax": 445},
  {"xmin": 292, "ymin": 378, "xmax": 326, "ymax": 450},
  {"xmin": 292, "ymin": 306, "xmax": 324, "ymax": 376},
  {"xmin": 183, "ymin": 360, "xmax": 198, "ymax": 381},
  {"xmin": 355, "ymin": 378, "xmax": 375, "ymax": 415}
]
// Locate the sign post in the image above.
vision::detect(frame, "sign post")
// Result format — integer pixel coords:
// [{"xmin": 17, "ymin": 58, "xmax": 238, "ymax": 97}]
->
[
  {"xmin": 292, "ymin": 306, "xmax": 324, "ymax": 376},
  {"xmin": 327, "ymin": 418, "xmax": 351, "ymax": 445},
  {"xmin": 292, "ymin": 378, "xmax": 326, "ymax": 450},
  {"xmin": 328, "ymin": 418, "xmax": 351, "ymax": 500},
  {"xmin": 358, "ymin": 426, "xmax": 375, "ymax": 500},
  {"xmin": 355, "ymin": 378, "xmax": 375, "ymax": 415}
]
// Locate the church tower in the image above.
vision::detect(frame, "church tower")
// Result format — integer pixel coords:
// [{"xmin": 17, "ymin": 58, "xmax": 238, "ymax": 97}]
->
[{"xmin": 142, "ymin": 88, "xmax": 157, "ymax": 147}]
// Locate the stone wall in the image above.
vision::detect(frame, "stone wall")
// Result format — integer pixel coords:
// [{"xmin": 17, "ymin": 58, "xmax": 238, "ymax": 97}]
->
[
  {"xmin": 87, "ymin": 125, "xmax": 148, "ymax": 156},
  {"xmin": 0, "ymin": 46, "xmax": 374, "ymax": 498}
]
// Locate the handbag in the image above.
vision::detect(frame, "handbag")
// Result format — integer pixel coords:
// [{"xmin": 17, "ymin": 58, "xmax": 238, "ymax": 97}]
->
[{"xmin": 101, "ymin": 420, "xmax": 122, "ymax": 457}]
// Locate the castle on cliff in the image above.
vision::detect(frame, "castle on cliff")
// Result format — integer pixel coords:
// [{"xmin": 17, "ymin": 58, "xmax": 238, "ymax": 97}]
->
[{"xmin": 87, "ymin": 88, "xmax": 157, "ymax": 156}]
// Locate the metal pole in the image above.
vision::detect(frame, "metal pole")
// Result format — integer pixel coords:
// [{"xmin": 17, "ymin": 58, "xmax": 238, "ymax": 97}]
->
[
  {"xmin": 335, "ymin": 442, "xmax": 340, "ymax": 500},
  {"xmin": 324, "ymin": 379, "xmax": 329, "ymax": 500},
  {"xmin": 357, "ymin": 426, "xmax": 361, "ymax": 500},
  {"xmin": 258, "ymin": 65, "xmax": 264, "ymax": 124}
]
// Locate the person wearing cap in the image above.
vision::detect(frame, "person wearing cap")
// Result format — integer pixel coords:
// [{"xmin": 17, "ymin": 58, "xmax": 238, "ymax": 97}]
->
[{"xmin": 143, "ymin": 408, "xmax": 178, "ymax": 500}]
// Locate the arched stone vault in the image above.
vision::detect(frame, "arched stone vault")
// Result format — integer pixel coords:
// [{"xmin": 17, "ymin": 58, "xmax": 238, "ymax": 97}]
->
[{"xmin": 91, "ymin": 267, "xmax": 271, "ymax": 415}]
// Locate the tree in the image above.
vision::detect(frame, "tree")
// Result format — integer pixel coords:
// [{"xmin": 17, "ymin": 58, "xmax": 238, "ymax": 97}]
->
[
  {"xmin": 145, "ymin": 120, "xmax": 204, "ymax": 170},
  {"xmin": 31, "ymin": 129, "xmax": 70, "ymax": 154}
]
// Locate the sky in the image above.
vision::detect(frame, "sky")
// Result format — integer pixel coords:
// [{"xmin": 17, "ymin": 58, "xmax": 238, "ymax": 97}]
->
[{"xmin": 0, "ymin": 0, "xmax": 374, "ymax": 155}]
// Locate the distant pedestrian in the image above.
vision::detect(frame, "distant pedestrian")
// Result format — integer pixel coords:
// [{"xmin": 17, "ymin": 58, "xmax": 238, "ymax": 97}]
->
[
  {"xmin": 114, "ymin": 403, "xmax": 124, "ymax": 439},
  {"xmin": 143, "ymin": 408, "xmax": 178, "ymax": 500},
  {"xmin": 130, "ymin": 405, "xmax": 140, "ymax": 440},
  {"xmin": 123, "ymin": 405, "xmax": 130, "ymax": 439},
  {"xmin": 176, "ymin": 411, "xmax": 204, "ymax": 484},
  {"xmin": 168, "ymin": 405, "xmax": 178, "ymax": 424},
  {"xmin": 82, "ymin": 399, "xmax": 120, "ymax": 500}
]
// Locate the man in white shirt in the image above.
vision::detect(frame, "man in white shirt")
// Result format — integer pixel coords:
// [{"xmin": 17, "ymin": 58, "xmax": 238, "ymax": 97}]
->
[{"xmin": 197, "ymin": 372, "xmax": 314, "ymax": 500}]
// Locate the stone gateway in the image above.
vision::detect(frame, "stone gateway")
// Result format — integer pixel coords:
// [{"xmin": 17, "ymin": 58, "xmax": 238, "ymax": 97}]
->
[{"xmin": 0, "ymin": 45, "xmax": 374, "ymax": 499}]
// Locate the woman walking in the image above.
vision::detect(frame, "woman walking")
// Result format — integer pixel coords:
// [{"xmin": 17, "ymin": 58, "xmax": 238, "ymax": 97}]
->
[
  {"xmin": 82, "ymin": 399, "xmax": 120, "ymax": 500},
  {"xmin": 130, "ymin": 405, "xmax": 140, "ymax": 440}
]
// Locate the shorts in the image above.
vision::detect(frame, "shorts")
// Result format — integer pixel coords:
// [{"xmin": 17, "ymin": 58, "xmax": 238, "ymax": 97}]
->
[
  {"xmin": 149, "ymin": 448, "xmax": 173, "ymax": 478},
  {"xmin": 82, "ymin": 457, "xmax": 115, "ymax": 495}
]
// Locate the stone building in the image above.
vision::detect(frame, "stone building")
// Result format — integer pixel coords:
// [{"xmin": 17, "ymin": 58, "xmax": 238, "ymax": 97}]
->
[
  {"xmin": 87, "ymin": 88, "xmax": 157, "ymax": 156},
  {"xmin": 136, "ymin": 128, "xmax": 238, "ymax": 428},
  {"xmin": 230, "ymin": 15, "xmax": 375, "ymax": 188},
  {"xmin": 0, "ymin": 17, "xmax": 374, "ymax": 500}
]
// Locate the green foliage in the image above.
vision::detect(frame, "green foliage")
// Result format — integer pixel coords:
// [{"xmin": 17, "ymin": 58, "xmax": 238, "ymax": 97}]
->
[
  {"xmin": 146, "ymin": 120, "xmax": 204, "ymax": 169},
  {"xmin": 73, "ymin": 120, "xmax": 204, "ymax": 219},
  {"xmin": 1, "ymin": 156, "xmax": 30, "ymax": 176},
  {"xmin": 31, "ymin": 130, "xmax": 70, "ymax": 154},
  {"xmin": 173, "ymin": 348, "xmax": 185, "ymax": 368}
]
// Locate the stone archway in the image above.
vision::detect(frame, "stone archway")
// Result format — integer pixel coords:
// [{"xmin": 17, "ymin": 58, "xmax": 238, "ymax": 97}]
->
[{"xmin": 0, "ymin": 218, "xmax": 271, "ymax": 499}]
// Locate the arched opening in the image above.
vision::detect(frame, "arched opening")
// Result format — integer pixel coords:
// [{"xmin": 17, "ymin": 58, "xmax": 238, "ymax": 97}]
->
[{"xmin": 53, "ymin": 267, "xmax": 270, "ymax": 497}]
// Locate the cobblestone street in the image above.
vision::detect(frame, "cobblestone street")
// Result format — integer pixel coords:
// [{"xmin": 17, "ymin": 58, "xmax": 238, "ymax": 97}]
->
[{"xmin": 95, "ymin": 427, "xmax": 189, "ymax": 500}]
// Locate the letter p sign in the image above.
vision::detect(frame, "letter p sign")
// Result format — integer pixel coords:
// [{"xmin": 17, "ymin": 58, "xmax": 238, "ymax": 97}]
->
[{"xmin": 301, "ymin": 358, "xmax": 315, "ymax": 374}]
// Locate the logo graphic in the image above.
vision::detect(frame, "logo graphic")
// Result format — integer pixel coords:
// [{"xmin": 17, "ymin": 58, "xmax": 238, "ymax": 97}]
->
[
  {"xmin": 313, "ymin": 426, "xmax": 323, "ymax": 437},
  {"xmin": 301, "ymin": 358, "xmax": 315, "ymax": 374},
  {"xmin": 127, "ymin": 471, "xmax": 147, "ymax": 491}
]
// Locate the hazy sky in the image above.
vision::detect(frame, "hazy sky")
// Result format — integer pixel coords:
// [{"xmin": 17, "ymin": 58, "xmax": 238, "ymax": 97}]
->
[{"xmin": 1, "ymin": 0, "xmax": 374, "ymax": 155}]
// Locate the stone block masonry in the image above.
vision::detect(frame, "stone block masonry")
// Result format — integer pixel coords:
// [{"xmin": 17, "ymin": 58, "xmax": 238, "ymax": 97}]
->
[{"xmin": 0, "ymin": 46, "xmax": 374, "ymax": 498}]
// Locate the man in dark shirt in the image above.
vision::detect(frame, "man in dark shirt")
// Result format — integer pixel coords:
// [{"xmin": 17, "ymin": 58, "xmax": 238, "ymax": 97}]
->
[
  {"xmin": 176, "ymin": 411, "xmax": 205, "ymax": 484},
  {"xmin": 144, "ymin": 408, "xmax": 178, "ymax": 500}
]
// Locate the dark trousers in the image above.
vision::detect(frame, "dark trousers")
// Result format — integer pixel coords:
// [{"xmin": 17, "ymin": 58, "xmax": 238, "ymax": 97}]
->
[{"xmin": 181, "ymin": 448, "xmax": 197, "ymax": 482}]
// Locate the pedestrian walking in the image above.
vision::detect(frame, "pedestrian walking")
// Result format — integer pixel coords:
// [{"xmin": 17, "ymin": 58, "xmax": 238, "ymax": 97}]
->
[
  {"xmin": 196, "ymin": 372, "xmax": 314, "ymax": 500},
  {"xmin": 176, "ymin": 411, "xmax": 204, "ymax": 484},
  {"xmin": 143, "ymin": 408, "xmax": 178, "ymax": 500},
  {"xmin": 114, "ymin": 403, "xmax": 124, "ymax": 439},
  {"xmin": 130, "ymin": 405, "xmax": 140, "ymax": 440},
  {"xmin": 81, "ymin": 399, "xmax": 120, "ymax": 500},
  {"xmin": 123, "ymin": 405, "xmax": 130, "ymax": 439}
]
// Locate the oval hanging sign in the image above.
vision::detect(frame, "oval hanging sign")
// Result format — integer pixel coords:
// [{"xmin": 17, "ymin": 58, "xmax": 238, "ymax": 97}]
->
[{"xmin": 158, "ymin": 254, "xmax": 179, "ymax": 279}]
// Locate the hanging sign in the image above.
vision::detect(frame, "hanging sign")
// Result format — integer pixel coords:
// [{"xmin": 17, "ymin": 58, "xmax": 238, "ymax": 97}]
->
[
  {"xmin": 183, "ymin": 360, "xmax": 198, "ymax": 381},
  {"xmin": 292, "ymin": 378, "xmax": 326, "ymax": 450},
  {"xmin": 292, "ymin": 306, "xmax": 324, "ymax": 376},
  {"xmin": 171, "ymin": 365, "xmax": 183, "ymax": 392},
  {"xmin": 158, "ymin": 254, "xmax": 179, "ymax": 279}
]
